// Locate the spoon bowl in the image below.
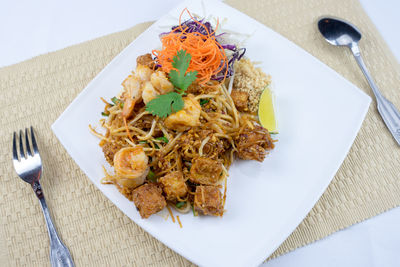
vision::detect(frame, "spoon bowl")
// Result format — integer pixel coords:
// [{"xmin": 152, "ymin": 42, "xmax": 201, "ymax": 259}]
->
[{"xmin": 318, "ymin": 17, "xmax": 361, "ymax": 47}]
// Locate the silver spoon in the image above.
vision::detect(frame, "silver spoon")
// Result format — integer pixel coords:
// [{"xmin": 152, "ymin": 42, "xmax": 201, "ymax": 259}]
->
[{"xmin": 318, "ymin": 17, "xmax": 400, "ymax": 146}]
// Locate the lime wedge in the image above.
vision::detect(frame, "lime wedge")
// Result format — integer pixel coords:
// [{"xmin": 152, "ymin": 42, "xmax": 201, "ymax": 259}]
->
[{"xmin": 258, "ymin": 88, "xmax": 278, "ymax": 133}]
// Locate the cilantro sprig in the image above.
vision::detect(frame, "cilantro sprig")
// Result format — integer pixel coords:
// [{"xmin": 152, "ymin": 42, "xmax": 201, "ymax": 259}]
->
[
  {"xmin": 145, "ymin": 92, "xmax": 184, "ymax": 118},
  {"xmin": 169, "ymin": 50, "xmax": 198, "ymax": 94},
  {"xmin": 145, "ymin": 50, "xmax": 198, "ymax": 118}
]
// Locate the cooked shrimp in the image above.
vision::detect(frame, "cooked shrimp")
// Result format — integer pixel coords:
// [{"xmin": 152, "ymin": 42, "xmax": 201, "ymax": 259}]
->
[
  {"xmin": 136, "ymin": 64, "xmax": 153, "ymax": 82},
  {"xmin": 150, "ymin": 71, "xmax": 174, "ymax": 94},
  {"xmin": 164, "ymin": 94, "xmax": 201, "ymax": 131},
  {"xmin": 121, "ymin": 75, "xmax": 142, "ymax": 118},
  {"xmin": 142, "ymin": 81, "xmax": 159, "ymax": 104},
  {"xmin": 113, "ymin": 146, "xmax": 149, "ymax": 188}
]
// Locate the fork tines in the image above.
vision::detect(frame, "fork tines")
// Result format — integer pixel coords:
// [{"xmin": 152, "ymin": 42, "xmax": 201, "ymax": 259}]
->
[{"xmin": 13, "ymin": 127, "xmax": 39, "ymax": 161}]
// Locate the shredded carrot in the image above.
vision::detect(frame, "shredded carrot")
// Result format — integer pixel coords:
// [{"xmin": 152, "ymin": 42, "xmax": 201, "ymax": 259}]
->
[
  {"xmin": 123, "ymin": 117, "xmax": 134, "ymax": 143},
  {"xmin": 176, "ymin": 215, "xmax": 183, "ymax": 228},
  {"xmin": 152, "ymin": 8, "xmax": 228, "ymax": 85},
  {"xmin": 167, "ymin": 205, "xmax": 176, "ymax": 223}
]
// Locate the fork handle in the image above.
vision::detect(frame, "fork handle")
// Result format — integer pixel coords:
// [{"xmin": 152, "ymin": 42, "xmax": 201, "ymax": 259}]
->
[{"xmin": 33, "ymin": 182, "xmax": 75, "ymax": 267}]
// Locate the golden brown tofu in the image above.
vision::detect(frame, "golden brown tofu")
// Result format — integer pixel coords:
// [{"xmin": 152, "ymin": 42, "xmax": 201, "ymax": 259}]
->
[
  {"xmin": 231, "ymin": 89, "xmax": 249, "ymax": 111},
  {"xmin": 194, "ymin": 186, "xmax": 223, "ymax": 216},
  {"xmin": 136, "ymin": 53, "xmax": 155, "ymax": 69},
  {"xmin": 189, "ymin": 157, "xmax": 222, "ymax": 185},
  {"xmin": 101, "ymin": 141, "xmax": 122, "ymax": 165},
  {"xmin": 159, "ymin": 171, "xmax": 188, "ymax": 202},
  {"xmin": 132, "ymin": 183, "xmax": 166, "ymax": 219},
  {"xmin": 235, "ymin": 123, "xmax": 275, "ymax": 162}
]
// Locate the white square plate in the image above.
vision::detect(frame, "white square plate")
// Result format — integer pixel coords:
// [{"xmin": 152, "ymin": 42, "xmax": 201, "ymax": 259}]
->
[{"xmin": 52, "ymin": 0, "xmax": 371, "ymax": 266}]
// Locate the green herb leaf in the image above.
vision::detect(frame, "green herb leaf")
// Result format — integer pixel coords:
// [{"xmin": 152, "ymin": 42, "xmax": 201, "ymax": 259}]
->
[
  {"xmin": 169, "ymin": 50, "xmax": 198, "ymax": 92},
  {"xmin": 138, "ymin": 140, "xmax": 147, "ymax": 144},
  {"xmin": 145, "ymin": 50, "xmax": 197, "ymax": 117},
  {"xmin": 155, "ymin": 136, "xmax": 169, "ymax": 143},
  {"xmin": 111, "ymin": 96, "xmax": 123, "ymax": 108},
  {"xmin": 111, "ymin": 97, "xmax": 119, "ymax": 105},
  {"xmin": 101, "ymin": 111, "xmax": 109, "ymax": 117},
  {"xmin": 145, "ymin": 92, "xmax": 184, "ymax": 118},
  {"xmin": 199, "ymin": 99, "xmax": 209, "ymax": 106},
  {"xmin": 175, "ymin": 201, "xmax": 186, "ymax": 209},
  {"xmin": 147, "ymin": 170, "xmax": 156, "ymax": 182}
]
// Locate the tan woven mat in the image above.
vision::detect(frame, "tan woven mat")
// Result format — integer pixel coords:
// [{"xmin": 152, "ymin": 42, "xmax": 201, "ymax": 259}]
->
[{"xmin": 1, "ymin": 0, "xmax": 400, "ymax": 266}]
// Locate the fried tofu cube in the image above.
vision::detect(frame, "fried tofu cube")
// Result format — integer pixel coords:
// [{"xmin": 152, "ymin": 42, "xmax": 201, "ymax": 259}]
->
[
  {"xmin": 189, "ymin": 157, "xmax": 222, "ymax": 185},
  {"xmin": 132, "ymin": 183, "xmax": 166, "ymax": 219},
  {"xmin": 194, "ymin": 186, "xmax": 223, "ymax": 216},
  {"xmin": 159, "ymin": 171, "xmax": 188, "ymax": 202},
  {"xmin": 231, "ymin": 89, "xmax": 249, "ymax": 111},
  {"xmin": 100, "ymin": 141, "xmax": 122, "ymax": 165}
]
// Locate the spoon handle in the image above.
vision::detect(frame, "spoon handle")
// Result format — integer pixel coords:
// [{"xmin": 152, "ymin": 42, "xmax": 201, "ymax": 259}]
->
[{"xmin": 350, "ymin": 43, "xmax": 400, "ymax": 146}]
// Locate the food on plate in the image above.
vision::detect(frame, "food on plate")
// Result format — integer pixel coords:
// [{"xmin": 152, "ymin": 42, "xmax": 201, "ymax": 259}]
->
[
  {"xmin": 90, "ymin": 8, "xmax": 276, "ymax": 219},
  {"xmin": 230, "ymin": 89, "xmax": 249, "ymax": 112},
  {"xmin": 258, "ymin": 88, "xmax": 278, "ymax": 133},
  {"xmin": 159, "ymin": 171, "xmax": 188, "ymax": 202},
  {"xmin": 132, "ymin": 183, "xmax": 167, "ymax": 219},
  {"xmin": 233, "ymin": 58, "xmax": 272, "ymax": 113},
  {"xmin": 194, "ymin": 185, "xmax": 223, "ymax": 216},
  {"xmin": 189, "ymin": 157, "xmax": 223, "ymax": 185},
  {"xmin": 113, "ymin": 147, "xmax": 149, "ymax": 188},
  {"xmin": 235, "ymin": 123, "xmax": 274, "ymax": 161}
]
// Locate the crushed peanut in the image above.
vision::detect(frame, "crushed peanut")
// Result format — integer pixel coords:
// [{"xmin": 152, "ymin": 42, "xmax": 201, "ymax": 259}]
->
[{"xmin": 233, "ymin": 58, "xmax": 271, "ymax": 113}]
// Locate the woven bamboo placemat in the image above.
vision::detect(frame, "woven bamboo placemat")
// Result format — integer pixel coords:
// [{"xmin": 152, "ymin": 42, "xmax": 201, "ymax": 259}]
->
[{"xmin": 1, "ymin": 0, "xmax": 400, "ymax": 266}]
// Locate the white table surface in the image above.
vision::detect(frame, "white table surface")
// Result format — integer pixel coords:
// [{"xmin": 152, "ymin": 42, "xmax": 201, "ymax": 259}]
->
[{"xmin": 1, "ymin": 0, "xmax": 399, "ymax": 266}]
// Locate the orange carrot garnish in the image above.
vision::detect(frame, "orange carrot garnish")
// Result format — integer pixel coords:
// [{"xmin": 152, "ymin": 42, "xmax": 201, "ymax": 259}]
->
[{"xmin": 152, "ymin": 8, "xmax": 228, "ymax": 85}]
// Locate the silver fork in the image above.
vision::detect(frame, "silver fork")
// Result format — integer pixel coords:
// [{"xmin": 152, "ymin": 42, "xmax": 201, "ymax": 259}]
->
[{"xmin": 12, "ymin": 127, "xmax": 74, "ymax": 267}]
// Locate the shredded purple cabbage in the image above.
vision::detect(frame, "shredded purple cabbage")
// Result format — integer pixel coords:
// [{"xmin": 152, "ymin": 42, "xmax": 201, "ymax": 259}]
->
[
  {"xmin": 213, "ymin": 47, "xmax": 246, "ymax": 81},
  {"xmin": 159, "ymin": 18, "xmax": 214, "ymax": 39},
  {"xmin": 159, "ymin": 17, "xmax": 246, "ymax": 81}
]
